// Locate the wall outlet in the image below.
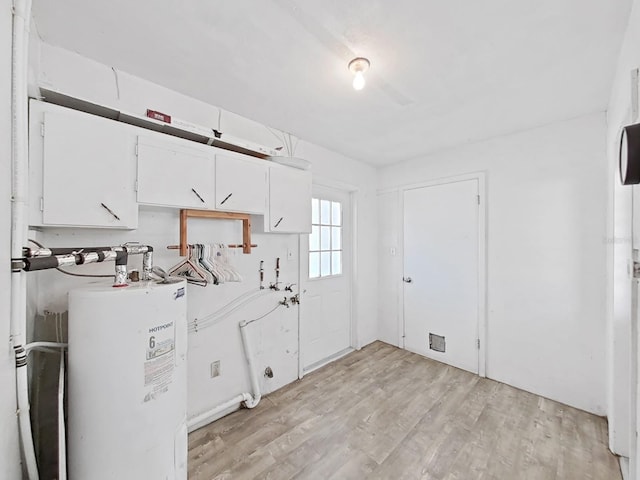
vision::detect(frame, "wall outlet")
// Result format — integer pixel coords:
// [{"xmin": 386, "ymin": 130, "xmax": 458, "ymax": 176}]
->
[{"xmin": 210, "ymin": 360, "xmax": 221, "ymax": 378}]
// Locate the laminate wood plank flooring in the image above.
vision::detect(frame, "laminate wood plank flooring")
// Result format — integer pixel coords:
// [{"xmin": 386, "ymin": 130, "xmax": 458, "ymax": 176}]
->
[{"xmin": 188, "ymin": 341, "xmax": 621, "ymax": 480}]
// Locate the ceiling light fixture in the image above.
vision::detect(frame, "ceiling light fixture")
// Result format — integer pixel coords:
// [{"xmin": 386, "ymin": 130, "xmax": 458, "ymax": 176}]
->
[{"xmin": 348, "ymin": 57, "xmax": 370, "ymax": 91}]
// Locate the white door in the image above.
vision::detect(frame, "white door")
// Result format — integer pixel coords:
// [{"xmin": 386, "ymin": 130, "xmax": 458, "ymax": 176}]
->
[
  {"xmin": 403, "ymin": 179, "xmax": 480, "ymax": 374},
  {"xmin": 300, "ymin": 186, "xmax": 352, "ymax": 372},
  {"xmin": 632, "ymin": 185, "xmax": 640, "ymax": 477}
]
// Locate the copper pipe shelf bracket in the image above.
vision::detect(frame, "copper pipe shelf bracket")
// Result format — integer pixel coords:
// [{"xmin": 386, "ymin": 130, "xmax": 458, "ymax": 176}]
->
[{"xmin": 179, "ymin": 209, "xmax": 253, "ymax": 256}]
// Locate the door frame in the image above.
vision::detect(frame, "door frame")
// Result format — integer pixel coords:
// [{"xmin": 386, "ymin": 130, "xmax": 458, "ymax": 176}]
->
[
  {"xmin": 297, "ymin": 177, "xmax": 359, "ymax": 379},
  {"xmin": 398, "ymin": 172, "xmax": 487, "ymax": 377}
]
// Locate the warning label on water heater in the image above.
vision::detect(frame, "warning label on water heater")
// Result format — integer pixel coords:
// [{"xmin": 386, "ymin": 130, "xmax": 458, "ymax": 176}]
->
[{"xmin": 143, "ymin": 321, "xmax": 175, "ymax": 402}]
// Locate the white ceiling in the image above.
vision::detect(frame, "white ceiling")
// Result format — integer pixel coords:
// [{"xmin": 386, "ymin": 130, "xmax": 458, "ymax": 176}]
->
[{"xmin": 32, "ymin": 0, "xmax": 631, "ymax": 166}]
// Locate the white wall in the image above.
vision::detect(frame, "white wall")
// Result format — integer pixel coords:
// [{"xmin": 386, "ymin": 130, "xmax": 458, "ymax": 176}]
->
[
  {"xmin": 27, "ymin": 43, "xmax": 377, "ymax": 427},
  {"xmin": 0, "ymin": 0, "xmax": 23, "ymax": 477},
  {"xmin": 378, "ymin": 113, "xmax": 609, "ymax": 415},
  {"xmin": 607, "ymin": 0, "xmax": 640, "ymax": 473}
]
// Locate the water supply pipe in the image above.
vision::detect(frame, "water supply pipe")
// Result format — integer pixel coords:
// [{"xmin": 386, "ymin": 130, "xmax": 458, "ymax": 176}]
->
[
  {"xmin": 187, "ymin": 393, "xmax": 253, "ymax": 433},
  {"xmin": 22, "ymin": 244, "xmax": 155, "ymax": 286},
  {"xmin": 24, "ymin": 341, "xmax": 68, "ymax": 355},
  {"xmin": 10, "ymin": 0, "xmax": 38, "ymax": 477},
  {"xmin": 57, "ymin": 354, "xmax": 67, "ymax": 480},
  {"xmin": 186, "ymin": 302, "xmax": 285, "ymax": 432},
  {"xmin": 186, "ymin": 319, "xmax": 264, "ymax": 432},
  {"xmin": 238, "ymin": 320, "xmax": 261, "ymax": 409},
  {"xmin": 188, "ymin": 288, "xmax": 271, "ymax": 333}
]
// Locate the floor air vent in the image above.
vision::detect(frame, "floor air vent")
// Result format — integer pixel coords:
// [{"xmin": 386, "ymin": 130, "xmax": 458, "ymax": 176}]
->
[{"xmin": 429, "ymin": 333, "xmax": 445, "ymax": 353}]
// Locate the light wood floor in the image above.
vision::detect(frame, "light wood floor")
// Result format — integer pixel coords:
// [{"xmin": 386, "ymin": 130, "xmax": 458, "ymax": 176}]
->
[{"xmin": 188, "ymin": 342, "xmax": 621, "ymax": 480}]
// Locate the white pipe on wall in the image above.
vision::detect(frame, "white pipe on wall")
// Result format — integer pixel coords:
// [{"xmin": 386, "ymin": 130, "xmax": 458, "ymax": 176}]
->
[
  {"xmin": 10, "ymin": 0, "xmax": 38, "ymax": 478},
  {"xmin": 186, "ymin": 323, "xmax": 263, "ymax": 432},
  {"xmin": 239, "ymin": 320, "xmax": 261, "ymax": 409},
  {"xmin": 16, "ymin": 353, "xmax": 37, "ymax": 477},
  {"xmin": 57, "ymin": 354, "xmax": 67, "ymax": 480},
  {"xmin": 24, "ymin": 341, "xmax": 68, "ymax": 354},
  {"xmin": 187, "ymin": 393, "xmax": 252, "ymax": 433},
  {"xmin": 188, "ymin": 288, "xmax": 271, "ymax": 333},
  {"xmin": 186, "ymin": 304, "xmax": 287, "ymax": 432}
]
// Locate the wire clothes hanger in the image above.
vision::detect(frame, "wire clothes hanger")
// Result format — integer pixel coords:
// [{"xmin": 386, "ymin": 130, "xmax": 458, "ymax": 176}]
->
[
  {"xmin": 215, "ymin": 244, "xmax": 242, "ymax": 282},
  {"xmin": 200, "ymin": 244, "xmax": 223, "ymax": 285},
  {"xmin": 167, "ymin": 243, "xmax": 242, "ymax": 286},
  {"xmin": 167, "ymin": 245, "xmax": 208, "ymax": 286}
]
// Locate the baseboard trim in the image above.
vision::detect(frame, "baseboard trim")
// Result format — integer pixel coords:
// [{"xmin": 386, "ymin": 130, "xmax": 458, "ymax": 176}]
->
[
  {"xmin": 303, "ymin": 348, "xmax": 354, "ymax": 375},
  {"xmin": 619, "ymin": 455, "xmax": 629, "ymax": 480}
]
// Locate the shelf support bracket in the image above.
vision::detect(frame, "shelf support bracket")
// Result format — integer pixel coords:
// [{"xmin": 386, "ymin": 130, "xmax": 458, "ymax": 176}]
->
[{"xmin": 179, "ymin": 209, "xmax": 253, "ymax": 256}]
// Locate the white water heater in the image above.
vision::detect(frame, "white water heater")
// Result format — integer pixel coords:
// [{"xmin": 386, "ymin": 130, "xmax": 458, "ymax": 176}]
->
[{"xmin": 68, "ymin": 280, "xmax": 188, "ymax": 480}]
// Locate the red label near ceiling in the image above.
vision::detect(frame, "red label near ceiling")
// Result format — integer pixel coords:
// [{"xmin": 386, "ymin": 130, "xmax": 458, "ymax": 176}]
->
[{"xmin": 146, "ymin": 109, "xmax": 171, "ymax": 123}]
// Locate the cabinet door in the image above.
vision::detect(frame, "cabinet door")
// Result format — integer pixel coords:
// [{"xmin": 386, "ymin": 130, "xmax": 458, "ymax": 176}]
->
[
  {"xmin": 137, "ymin": 137, "xmax": 215, "ymax": 209},
  {"xmin": 215, "ymin": 155, "xmax": 267, "ymax": 214},
  {"xmin": 41, "ymin": 111, "xmax": 138, "ymax": 228},
  {"xmin": 268, "ymin": 167, "xmax": 312, "ymax": 233}
]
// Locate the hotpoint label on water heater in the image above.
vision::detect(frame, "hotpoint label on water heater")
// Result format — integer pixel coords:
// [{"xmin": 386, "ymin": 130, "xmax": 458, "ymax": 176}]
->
[{"xmin": 143, "ymin": 321, "xmax": 175, "ymax": 402}]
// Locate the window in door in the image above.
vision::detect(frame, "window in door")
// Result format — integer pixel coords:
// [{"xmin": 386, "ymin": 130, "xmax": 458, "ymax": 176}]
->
[{"xmin": 309, "ymin": 198, "xmax": 342, "ymax": 278}]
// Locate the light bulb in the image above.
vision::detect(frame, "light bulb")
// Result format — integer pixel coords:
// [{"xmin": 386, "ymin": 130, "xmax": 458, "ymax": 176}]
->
[
  {"xmin": 348, "ymin": 57, "xmax": 370, "ymax": 91},
  {"xmin": 353, "ymin": 71, "xmax": 366, "ymax": 91}
]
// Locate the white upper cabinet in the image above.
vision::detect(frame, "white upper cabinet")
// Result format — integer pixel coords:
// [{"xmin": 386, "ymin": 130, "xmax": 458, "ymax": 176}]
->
[
  {"xmin": 267, "ymin": 166, "xmax": 312, "ymax": 233},
  {"xmin": 136, "ymin": 136, "xmax": 215, "ymax": 209},
  {"xmin": 30, "ymin": 103, "xmax": 138, "ymax": 228},
  {"xmin": 29, "ymin": 101, "xmax": 313, "ymax": 234},
  {"xmin": 215, "ymin": 154, "xmax": 267, "ymax": 214}
]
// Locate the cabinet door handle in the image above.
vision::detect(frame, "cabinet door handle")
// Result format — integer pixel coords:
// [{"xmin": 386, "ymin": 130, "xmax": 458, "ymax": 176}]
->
[
  {"xmin": 274, "ymin": 217, "xmax": 284, "ymax": 228},
  {"xmin": 191, "ymin": 188, "xmax": 206, "ymax": 203},
  {"xmin": 100, "ymin": 203, "xmax": 121, "ymax": 221},
  {"xmin": 220, "ymin": 193, "xmax": 233, "ymax": 205}
]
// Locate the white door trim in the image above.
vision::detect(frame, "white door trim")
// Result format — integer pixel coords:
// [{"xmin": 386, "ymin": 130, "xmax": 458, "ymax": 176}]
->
[
  {"xmin": 399, "ymin": 171, "xmax": 487, "ymax": 378},
  {"xmin": 298, "ymin": 180, "xmax": 358, "ymax": 379},
  {"xmin": 297, "ymin": 233, "xmax": 304, "ymax": 379}
]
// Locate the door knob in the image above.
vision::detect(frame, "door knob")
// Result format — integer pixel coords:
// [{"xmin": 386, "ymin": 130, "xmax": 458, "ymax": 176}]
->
[{"xmin": 403, "ymin": 277, "xmax": 413, "ymax": 283}]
